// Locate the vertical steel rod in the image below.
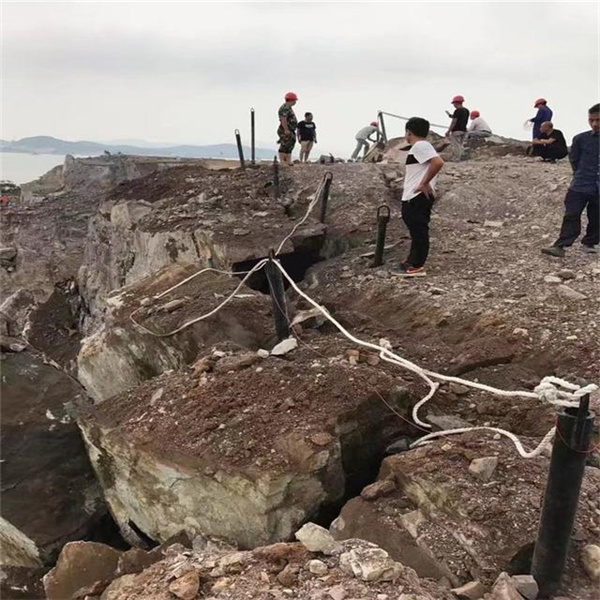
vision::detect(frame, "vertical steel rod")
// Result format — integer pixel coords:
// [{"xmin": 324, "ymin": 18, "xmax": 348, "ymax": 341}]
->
[
  {"xmin": 531, "ymin": 395, "xmax": 594, "ymax": 598},
  {"xmin": 378, "ymin": 111, "xmax": 388, "ymax": 143},
  {"xmin": 372, "ymin": 205, "xmax": 391, "ymax": 267},
  {"xmin": 250, "ymin": 108, "xmax": 256, "ymax": 165},
  {"xmin": 265, "ymin": 249, "xmax": 290, "ymax": 341},
  {"xmin": 319, "ymin": 172, "xmax": 333, "ymax": 223},
  {"xmin": 235, "ymin": 129, "xmax": 245, "ymax": 169}
]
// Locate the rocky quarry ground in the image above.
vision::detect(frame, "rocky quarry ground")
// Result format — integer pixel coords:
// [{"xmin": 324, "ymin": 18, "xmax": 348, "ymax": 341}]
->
[{"xmin": 0, "ymin": 140, "xmax": 599, "ymax": 600}]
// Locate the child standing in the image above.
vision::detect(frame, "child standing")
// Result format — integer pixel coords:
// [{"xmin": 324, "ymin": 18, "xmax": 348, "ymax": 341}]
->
[
  {"xmin": 297, "ymin": 112, "xmax": 317, "ymax": 162},
  {"xmin": 397, "ymin": 117, "xmax": 444, "ymax": 276}
]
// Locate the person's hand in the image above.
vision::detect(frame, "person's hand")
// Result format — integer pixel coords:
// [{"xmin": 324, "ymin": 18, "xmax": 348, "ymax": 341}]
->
[{"xmin": 415, "ymin": 182, "xmax": 434, "ymax": 198}]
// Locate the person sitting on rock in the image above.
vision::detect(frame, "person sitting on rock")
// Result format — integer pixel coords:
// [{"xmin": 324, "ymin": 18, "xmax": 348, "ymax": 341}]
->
[
  {"xmin": 277, "ymin": 92, "xmax": 299, "ymax": 166},
  {"xmin": 527, "ymin": 121, "xmax": 568, "ymax": 162},
  {"xmin": 467, "ymin": 111, "xmax": 492, "ymax": 139},
  {"xmin": 350, "ymin": 121, "xmax": 381, "ymax": 161},
  {"xmin": 541, "ymin": 103, "xmax": 599, "ymax": 257},
  {"xmin": 297, "ymin": 112, "xmax": 317, "ymax": 163}
]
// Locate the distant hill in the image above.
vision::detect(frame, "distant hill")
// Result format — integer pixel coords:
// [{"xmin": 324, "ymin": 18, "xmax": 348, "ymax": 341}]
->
[{"xmin": 1, "ymin": 136, "xmax": 275, "ymax": 160}]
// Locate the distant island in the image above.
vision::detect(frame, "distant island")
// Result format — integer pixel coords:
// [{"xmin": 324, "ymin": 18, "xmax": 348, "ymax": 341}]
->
[{"xmin": 0, "ymin": 135, "xmax": 275, "ymax": 160}]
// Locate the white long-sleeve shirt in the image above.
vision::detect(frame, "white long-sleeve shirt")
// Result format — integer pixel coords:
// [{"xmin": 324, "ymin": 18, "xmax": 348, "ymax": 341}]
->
[{"xmin": 468, "ymin": 117, "xmax": 492, "ymax": 133}]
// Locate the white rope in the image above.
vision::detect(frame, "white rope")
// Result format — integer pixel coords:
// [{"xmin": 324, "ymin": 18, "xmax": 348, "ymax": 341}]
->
[
  {"xmin": 410, "ymin": 425, "xmax": 557, "ymax": 459},
  {"xmin": 129, "ymin": 259, "xmax": 268, "ymax": 337},
  {"xmin": 379, "ymin": 110, "xmax": 447, "ymax": 131},
  {"xmin": 271, "ymin": 259, "xmax": 597, "ymax": 457},
  {"xmin": 275, "ymin": 174, "xmax": 329, "ymax": 255}
]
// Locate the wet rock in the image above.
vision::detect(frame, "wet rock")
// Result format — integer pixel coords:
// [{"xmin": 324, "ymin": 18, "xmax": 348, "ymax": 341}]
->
[
  {"xmin": 581, "ymin": 544, "xmax": 600, "ymax": 582},
  {"xmin": 451, "ymin": 580, "xmax": 486, "ymax": 599},
  {"xmin": 43, "ymin": 541, "xmax": 122, "ymax": 600},
  {"xmin": 271, "ymin": 337, "xmax": 298, "ymax": 356},
  {"xmin": 295, "ymin": 523, "xmax": 340, "ymax": 555},
  {"xmin": 557, "ymin": 284, "xmax": 586, "ymax": 301},
  {"xmin": 468, "ymin": 456, "xmax": 499, "ymax": 482},
  {"xmin": 339, "ymin": 543, "xmax": 403, "ymax": 582},
  {"xmin": 360, "ymin": 479, "xmax": 396, "ymax": 501},
  {"xmin": 510, "ymin": 574, "xmax": 538, "ymax": 600},
  {"xmin": 307, "ymin": 559, "xmax": 328, "ymax": 576},
  {"xmin": 488, "ymin": 572, "xmax": 522, "ymax": 600},
  {"xmin": 168, "ymin": 570, "xmax": 200, "ymax": 600}
]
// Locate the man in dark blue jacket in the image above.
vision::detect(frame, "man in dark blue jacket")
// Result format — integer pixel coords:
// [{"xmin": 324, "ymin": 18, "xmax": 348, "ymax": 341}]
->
[
  {"xmin": 530, "ymin": 98, "xmax": 553, "ymax": 139},
  {"xmin": 542, "ymin": 103, "xmax": 600, "ymax": 257}
]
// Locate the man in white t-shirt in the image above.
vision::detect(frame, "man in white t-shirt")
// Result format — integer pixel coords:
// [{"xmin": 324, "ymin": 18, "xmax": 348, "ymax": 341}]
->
[
  {"xmin": 396, "ymin": 117, "xmax": 445, "ymax": 276},
  {"xmin": 467, "ymin": 110, "xmax": 492, "ymax": 139}
]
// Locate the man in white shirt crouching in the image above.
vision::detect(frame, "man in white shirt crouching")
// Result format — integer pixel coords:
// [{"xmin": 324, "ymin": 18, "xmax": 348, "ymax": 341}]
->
[
  {"xmin": 395, "ymin": 117, "xmax": 445, "ymax": 277},
  {"xmin": 467, "ymin": 110, "xmax": 492, "ymax": 139}
]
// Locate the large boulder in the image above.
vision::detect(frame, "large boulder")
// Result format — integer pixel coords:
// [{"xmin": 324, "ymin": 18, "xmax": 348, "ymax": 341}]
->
[{"xmin": 0, "ymin": 354, "xmax": 107, "ymax": 567}]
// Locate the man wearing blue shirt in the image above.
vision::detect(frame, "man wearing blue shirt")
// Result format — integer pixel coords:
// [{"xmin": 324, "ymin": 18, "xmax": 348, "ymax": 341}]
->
[
  {"xmin": 530, "ymin": 98, "xmax": 553, "ymax": 139},
  {"xmin": 542, "ymin": 103, "xmax": 600, "ymax": 257}
]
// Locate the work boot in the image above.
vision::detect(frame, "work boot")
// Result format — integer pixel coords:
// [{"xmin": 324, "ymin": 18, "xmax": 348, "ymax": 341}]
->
[
  {"xmin": 541, "ymin": 246, "xmax": 565, "ymax": 258},
  {"xmin": 582, "ymin": 245, "xmax": 598, "ymax": 254}
]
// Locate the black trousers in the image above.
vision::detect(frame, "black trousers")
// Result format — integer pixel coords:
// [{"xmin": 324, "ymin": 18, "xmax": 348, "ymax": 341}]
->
[
  {"xmin": 401, "ymin": 193, "xmax": 435, "ymax": 268},
  {"xmin": 554, "ymin": 189, "xmax": 599, "ymax": 248},
  {"xmin": 534, "ymin": 144, "xmax": 568, "ymax": 160}
]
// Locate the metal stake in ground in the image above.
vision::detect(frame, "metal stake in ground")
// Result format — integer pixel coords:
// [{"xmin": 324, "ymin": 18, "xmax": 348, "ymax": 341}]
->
[
  {"xmin": 372, "ymin": 205, "xmax": 391, "ymax": 267},
  {"xmin": 319, "ymin": 172, "xmax": 333, "ymax": 223},
  {"xmin": 250, "ymin": 108, "xmax": 256, "ymax": 165},
  {"xmin": 273, "ymin": 156, "xmax": 280, "ymax": 199},
  {"xmin": 235, "ymin": 129, "xmax": 245, "ymax": 169},
  {"xmin": 531, "ymin": 394, "xmax": 594, "ymax": 598},
  {"xmin": 378, "ymin": 111, "xmax": 388, "ymax": 143},
  {"xmin": 265, "ymin": 250, "xmax": 290, "ymax": 341}
]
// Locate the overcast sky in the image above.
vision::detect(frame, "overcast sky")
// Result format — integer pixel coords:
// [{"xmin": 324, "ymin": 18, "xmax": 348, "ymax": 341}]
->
[{"xmin": 2, "ymin": 1, "xmax": 598, "ymax": 155}]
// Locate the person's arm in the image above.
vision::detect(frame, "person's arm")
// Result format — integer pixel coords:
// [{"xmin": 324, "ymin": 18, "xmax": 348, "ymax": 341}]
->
[
  {"xmin": 415, "ymin": 156, "xmax": 444, "ymax": 198},
  {"xmin": 313, "ymin": 125, "xmax": 317, "ymax": 144},
  {"xmin": 569, "ymin": 135, "xmax": 581, "ymax": 173}
]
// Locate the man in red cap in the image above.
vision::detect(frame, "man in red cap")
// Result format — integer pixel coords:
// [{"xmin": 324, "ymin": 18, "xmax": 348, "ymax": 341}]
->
[
  {"xmin": 445, "ymin": 95, "xmax": 469, "ymax": 160},
  {"xmin": 278, "ymin": 92, "xmax": 298, "ymax": 165},
  {"xmin": 350, "ymin": 120, "xmax": 382, "ymax": 161},
  {"xmin": 529, "ymin": 98, "xmax": 553, "ymax": 139}
]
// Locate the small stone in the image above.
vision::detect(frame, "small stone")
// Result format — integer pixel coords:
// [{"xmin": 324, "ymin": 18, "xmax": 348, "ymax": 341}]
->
[
  {"xmin": 346, "ymin": 349, "xmax": 360, "ymax": 365},
  {"xmin": 295, "ymin": 522, "xmax": 340, "ymax": 555},
  {"xmin": 469, "ymin": 456, "xmax": 499, "ymax": 482},
  {"xmin": 276, "ymin": 564, "xmax": 297, "ymax": 587},
  {"xmin": 271, "ymin": 337, "xmax": 298, "ymax": 356},
  {"xmin": 339, "ymin": 546, "xmax": 403, "ymax": 582},
  {"xmin": 557, "ymin": 284, "xmax": 586, "ymax": 301},
  {"xmin": 327, "ymin": 585, "xmax": 346, "ymax": 600},
  {"xmin": 489, "ymin": 572, "xmax": 522, "ymax": 600},
  {"xmin": 256, "ymin": 348, "xmax": 270, "ymax": 358},
  {"xmin": 233, "ymin": 228, "xmax": 250, "ymax": 236},
  {"xmin": 168, "ymin": 570, "xmax": 200, "ymax": 600},
  {"xmin": 360, "ymin": 479, "xmax": 396, "ymax": 501},
  {"xmin": 449, "ymin": 382, "xmax": 470, "ymax": 395},
  {"xmin": 451, "ymin": 580, "xmax": 486, "ymax": 600},
  {"xmin": 512, "ymin": 327, "xmax": 528, "ymax": 337},
  {"xmin": 558, "ymin": 269, "xmax": 576, "ymax": 280},
  {"xmin": 543, "ymin": 275, "xmax": 562, "ymax": 284},
  {"xmin": 310, "ymin": 432, "xmax": 333, "ymax": 446},
  {"xmin": 307, "ymin": 559, "xmax": 328, "ymax": 576},
  {"xmin": 581, "ymin": 544, "xmax": 600, "ymax": 582},
  {"xmin": 510, "ymin": 574, "xmax": 539, "ymax": 600},
  {"xmin": 484, "ymin": 220, "xmax": 504, "ymax": 228}
]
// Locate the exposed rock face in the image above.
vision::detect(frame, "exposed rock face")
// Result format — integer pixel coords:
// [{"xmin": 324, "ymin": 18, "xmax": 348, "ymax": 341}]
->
[
  {"xmin": 77, "ymin": 264, "xmax": 274, "ymax": 402},
  {"xmin": 78, "ymin": 338, "xmax": 414, "ymax": 549},
  {"xmin": 331, "ymin": 434, "xmax": 600, "ymax": 598},
  {"xmin": 0, "ymin": 354, "xmax": 106, "ymax": 567}
]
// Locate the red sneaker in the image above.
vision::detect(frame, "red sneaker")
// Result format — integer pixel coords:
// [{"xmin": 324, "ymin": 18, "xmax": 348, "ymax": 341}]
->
[{"xmin": 401, "ymin": 266, "xmax": 426, "ymax": 277}]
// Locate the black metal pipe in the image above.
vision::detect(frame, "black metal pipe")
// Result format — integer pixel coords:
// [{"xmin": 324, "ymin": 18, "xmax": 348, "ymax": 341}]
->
[
  {"xmin": 372, "ymin": 205, "xmax": 391, "ymax": 267},
  {"xmin": 235, "ymin": 129, "xmax": 245, "ymax": 169},
  {"xmin": 250, "ymin": 109, "xmax": 256, "ymax": 164},
  {"xmin": 273, "ymin": 156, "xmax": 280, "ymax": 199},
  {"xmin": 265, "ymin": 249, "xmax": 290, "ymax": 341},
  {"xmin": 531, "ymin": 395, "xmax": 594, "ymax": 598},
  {"xmin": 319, "ymin": 172, "xmax": 333, "ymax": 223},
  {"xmin": 378, "ymin": 111, "xmax": 388, "ymax": 143}
]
